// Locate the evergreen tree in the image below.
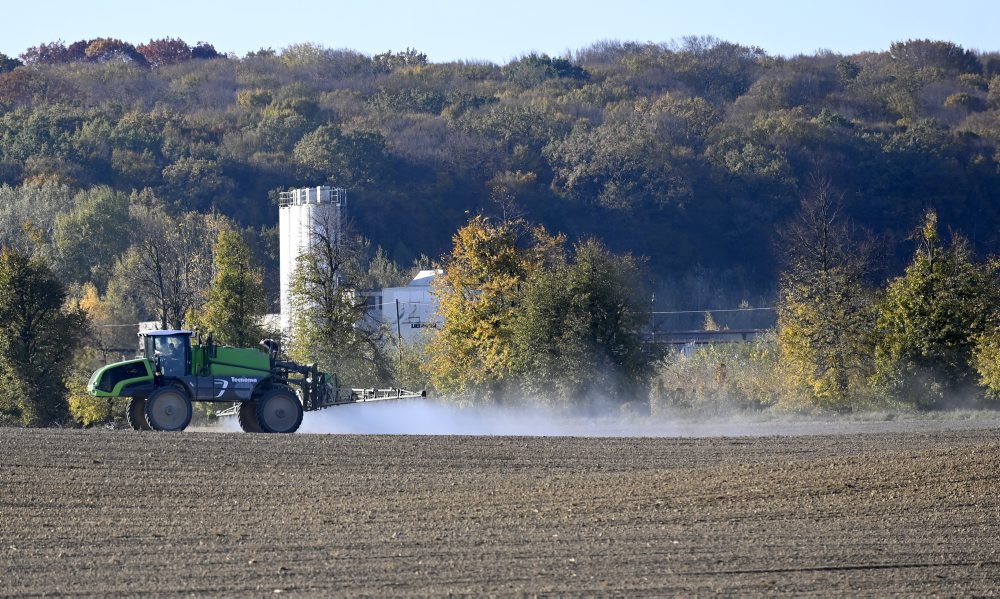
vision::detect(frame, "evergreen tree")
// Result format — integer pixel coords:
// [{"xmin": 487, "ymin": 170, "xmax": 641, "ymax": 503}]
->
[
  {"xmin": 190, "ymin": 229, "xmax": 267, "ymax": 347},
  {"xmin": 0, "ymin": 249, "xmax": 87, "ymax": 426},
  {"xmin": 874, "ymin": 210, "xmax": 998, "ymax": 406}
]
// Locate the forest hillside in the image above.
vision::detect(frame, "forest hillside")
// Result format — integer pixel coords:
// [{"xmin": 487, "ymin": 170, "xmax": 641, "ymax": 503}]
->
[{"xmin": 1, "ymin": 37, "xmax": 1000, "ymax": 319}]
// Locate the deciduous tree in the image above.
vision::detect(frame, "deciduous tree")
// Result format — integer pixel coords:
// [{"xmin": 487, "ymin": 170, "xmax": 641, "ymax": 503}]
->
[
  {"xmin": 512, "ymin": 239, "xmax": 651, "ymax": 405},
  {"xmin": 288, "ymin": 215, "xmax": 390, "ymax": 385},
  {"xmin": 425, "ymin": 216, "xmax": 560, "ymax": 399},
  {"xmin": 777, "ymin": 181, "xmax": 875, "ymax": 409},
  {"xmin": 136, "ymin": 38, "xmax": 192, "ymax": 67},
  {"xmin": 51, "ymin": 186, "xmax": 132, "ymax": 291}
]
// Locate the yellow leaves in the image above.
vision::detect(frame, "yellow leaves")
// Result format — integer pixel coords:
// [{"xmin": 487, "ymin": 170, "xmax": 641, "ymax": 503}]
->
[
  {"xmin": 74, "ymin": 282, "xmax": 106, "ymax": 320},
  {"xmin": 67, "ymin": 379, "xmax": 117, "ymax": 428},
  {"xmin": 426, "ymin": 216, "xmax": 559, "ymax": 396}
]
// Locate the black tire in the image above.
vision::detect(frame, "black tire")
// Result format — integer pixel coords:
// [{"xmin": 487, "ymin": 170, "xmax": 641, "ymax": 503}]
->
[
  {"xmin": 256, "ymin": 388, "xmax": 303, "ymax": 434},
  {"xmin": 144, "ymin": 386, "xmax": 192, "ymax": 432},
  {"xmin": 238, "ymin": 401, "xmax": 263, "ymax": 433},
  {"xmin": 126, "ymin": 398, "xmax": 152, "ymax": 431}
]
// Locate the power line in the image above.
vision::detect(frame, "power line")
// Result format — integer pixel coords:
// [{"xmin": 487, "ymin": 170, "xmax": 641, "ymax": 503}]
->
[{"xmin": 651, "ymin": 307, "xmax": 776, "ymax": 315}]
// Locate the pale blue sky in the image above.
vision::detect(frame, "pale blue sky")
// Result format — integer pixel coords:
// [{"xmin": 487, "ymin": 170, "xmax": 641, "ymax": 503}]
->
[{"xmin": 3, "ymin": 0, "xmax": 998, "ymax": 63}]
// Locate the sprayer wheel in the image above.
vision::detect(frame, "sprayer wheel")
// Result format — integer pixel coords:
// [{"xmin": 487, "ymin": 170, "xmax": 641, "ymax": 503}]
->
[
  {"xmin": 256, "ymin": 388, "xmax": 303, "ymax": 434},
  {"xmin": 238, "ymin": 401, "xmax": 263, "ymax": 433},
  {"xmin": 144, "ymin": 386, "xmax": 192, "ymax": 432},
  {"xmin": 126, "ymin": 397, "xmax": 152, "ymax": 431}
]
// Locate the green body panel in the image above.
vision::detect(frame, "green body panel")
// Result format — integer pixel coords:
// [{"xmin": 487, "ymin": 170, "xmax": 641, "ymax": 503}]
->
[
  {"xmin": 206, "ymin": 346, "xmax": 271, "ymax": 376},
  {"xmin": 88, "ymin": 358, "xmax": 154, "ymax": 397}
]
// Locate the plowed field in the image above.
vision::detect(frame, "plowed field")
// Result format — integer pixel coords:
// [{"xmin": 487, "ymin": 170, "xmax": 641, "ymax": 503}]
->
[{"xmin": 3, "ymin": 420, "xmax": 1000, "ymax": 595}]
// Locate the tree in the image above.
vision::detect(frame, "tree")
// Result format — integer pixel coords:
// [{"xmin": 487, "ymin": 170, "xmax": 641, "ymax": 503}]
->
[
  {"xmin": 874, "ymin": 211, "xmax": 998, "ymax": 406},
  {"xmin": 776, "ymin": 181, "xmax": 875, "ymax": 409},
  {"xmin": 545, "ymin": 116, "xmax": 693, "ymax": 211},
  {"xmin": 191, "ymin": 42, "xmax": 221, "ymax": 60},
  {"xmin": 65, "ymin": 282, "xmax": 127, "ymax": 427},
  {"xmin": 116, "ymin": 204, "xmax": 220, "ymax": 329},
  {"xmin": 512, "ymin": 239, "xmax": 651, "ymax": 405},
  {"xmin": 292, "ymin": 125, "xmax": 388, "ymax": 188},
  {"xmin": 888, "ymin": 40, "xmax": 981, "ymax": 75},
  {"xmin": 287, "ymin": 214, "xmax": 390, "ymax": 385},
  {"xmin": 372, "ymin": 48, "xmax": 428, "ymax": 73},
  {"xmin": 0, "ymin": 181, "xmax": 75, "ymax": 257},
  {"xmin": 83, "ymin": 38, "xmax": 148, "ymax": 66},
  {"xmin": 425, "ymin": 216, "xmax": 561, "ymax": 399},
  {"xmin": 136, "ymin": 38, "xmax": 192, "ymax": 67},
  {"xmin": 51, "ymin": 186, "xmax": 132, "ymax": 291},
  {"xmin": 0, "ymin": 53, "xmax": 21, "ymax": 74},
  {"xmin": 19, "ymin": 41, "xmax": 71, "ymax": 64},
  {"xmin": 502, "ymin": 53, "xmax": 589, "ymax": 86},
  {"xmin": 161, "ymin": 158, "xmax": 236, "ymax": 213},
  {"xmin": 0, "ymin": 249, "xmax": 87, "ymax": 426},
  {"xmin": 972, "ymin": 302, "xmax": 1000, "ymax": 399},
  {"xmin": 188, "ymin": 228, "xmax": 267, "ymax": 347}
]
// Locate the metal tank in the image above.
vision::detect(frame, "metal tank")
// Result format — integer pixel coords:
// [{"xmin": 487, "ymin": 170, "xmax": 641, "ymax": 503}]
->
[{"xmin": 278, "ymin": 186, "xmax": 346, "ymax": 332}]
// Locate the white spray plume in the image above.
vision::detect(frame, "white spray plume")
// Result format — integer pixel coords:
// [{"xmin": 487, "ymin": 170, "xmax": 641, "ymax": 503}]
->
[
  {"xmin": 200, "ymin": 398, "xmax": 1000, "ymax": 437},
  {"xmin": 292, "ymin": 398, "xmax": 849, "ymax": 437},
  {"xmin": 297, "ymin": 398, "xmax": 606, "ymax": 436}
]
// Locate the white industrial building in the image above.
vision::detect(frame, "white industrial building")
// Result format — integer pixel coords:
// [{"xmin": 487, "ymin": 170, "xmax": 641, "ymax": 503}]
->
[{"xmin": 369, "ymin": 269, "xmax": 444, "ymax": 344}]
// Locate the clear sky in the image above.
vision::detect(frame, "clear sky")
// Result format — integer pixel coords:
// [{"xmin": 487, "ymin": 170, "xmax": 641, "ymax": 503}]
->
[{"xmin": 3, "ymin": 0, "xmax": 998, "ymax": 63}]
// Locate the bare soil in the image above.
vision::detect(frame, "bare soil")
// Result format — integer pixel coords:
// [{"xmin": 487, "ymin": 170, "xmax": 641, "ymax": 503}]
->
[{"xmin": 3, "ymin": 420, "xmax": 1000, "ymax": 596}]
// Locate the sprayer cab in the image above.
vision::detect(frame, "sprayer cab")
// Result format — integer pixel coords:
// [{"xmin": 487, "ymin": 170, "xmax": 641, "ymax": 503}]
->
[{"xmin": 143, "ymin": 330, "xmax": 192, "ymax": 377}]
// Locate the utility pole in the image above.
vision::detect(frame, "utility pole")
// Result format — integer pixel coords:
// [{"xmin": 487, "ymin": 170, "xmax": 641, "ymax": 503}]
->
[
  {"xmin": 395, "ymin": 298, "xmax": 403, "ymax": 362},
  {"xmin": 650, "ymin": 292, "xmax": 655, "ymax": 344}
]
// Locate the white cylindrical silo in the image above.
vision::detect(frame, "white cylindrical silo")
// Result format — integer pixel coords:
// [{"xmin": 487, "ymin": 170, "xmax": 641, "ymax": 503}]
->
[{"xmin": 279, "ymin": 186, "xmax": 345, "ymax": 333}]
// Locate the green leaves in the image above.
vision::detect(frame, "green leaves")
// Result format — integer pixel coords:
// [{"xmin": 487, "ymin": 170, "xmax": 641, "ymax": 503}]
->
[
  {"xmin": 287, "ymin": 221, "xmax": 390, "ymax": 387},
  {"xmin": 512, "ymin": 239, "xmax": 650, "ymax": 404},
  {"xmin": 874, "ymin": 210, "xmax": 999, "ymax": 406},
  {"xmin": 191, "ymin": 229, "xmax": 267, "ymax": 348},
  {"xmin": 0, "ymin": 249, "xmax": 86, "ymax": 426},
  {"xmin": 292, "ymin": 125, "xmax": 388, "ymax": 188},
  {"xmin": 776, "ymin": 182, "xmax": 875, "ymax": 409}
]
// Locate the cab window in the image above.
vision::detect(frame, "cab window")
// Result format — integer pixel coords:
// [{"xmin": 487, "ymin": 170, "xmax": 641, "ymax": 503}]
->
[{"xmin": 153, "ymin": 336, "xmax": 187, "ymax": 377}]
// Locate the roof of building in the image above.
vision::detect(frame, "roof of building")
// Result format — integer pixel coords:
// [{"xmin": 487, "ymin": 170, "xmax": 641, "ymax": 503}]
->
[{"xmin": 409, "ymin": 269, "xmax": 443, "ymax": 287}]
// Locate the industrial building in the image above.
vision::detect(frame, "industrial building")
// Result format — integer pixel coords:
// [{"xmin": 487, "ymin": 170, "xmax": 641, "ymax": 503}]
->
[{"xmin": 369, "ymin": 269, "xmax": 444, "ymax": 344}]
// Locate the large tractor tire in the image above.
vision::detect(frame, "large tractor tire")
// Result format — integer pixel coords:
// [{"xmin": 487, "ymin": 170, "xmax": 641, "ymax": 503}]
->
[
  {"xmin": 144, "ymin": 386, "xmax": 192, "ymax": 432},
  {"xmin": 256, "ymin": 388, "xmax": 303, "ymax": 434},
  {"xmin": 126, "ymin": 398, "xmax": 152, "ymax": 431},
  {"xmin": 238, "ymin": 401, "xmax": 263, "ymax": 433}
]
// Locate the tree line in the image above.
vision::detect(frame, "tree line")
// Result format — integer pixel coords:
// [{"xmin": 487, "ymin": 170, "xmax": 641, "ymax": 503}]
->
[
  {"xmin": 655, "ymin": 186, "xmax": 1000, "ymax": 413},
  {"xmin": 4, "ymin": 193, "xmax": 1000, "ymax": 426}
]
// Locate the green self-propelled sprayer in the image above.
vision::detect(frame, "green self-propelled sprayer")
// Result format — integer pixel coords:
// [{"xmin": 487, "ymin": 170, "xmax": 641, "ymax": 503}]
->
[{"xmin": 87, "ymin": 330, "xmax": 424, "ymax": 433}]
